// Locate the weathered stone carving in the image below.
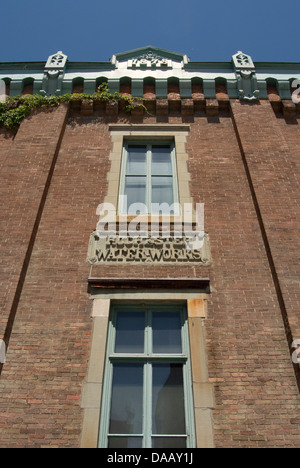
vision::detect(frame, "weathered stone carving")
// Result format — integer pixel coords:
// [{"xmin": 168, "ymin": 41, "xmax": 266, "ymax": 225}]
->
[
  {"xmin": 234, "ymin": 52, "xmax": 253, "ymax": 68},
  {"xmin": 40, "ymin": 51, "xmax": 68, "ymax": 96},
  {"xmin": 128, "ymin": 52, "xmax": 171, "ymax": 69},
  {"xmin": 232, "ymin": 51, "xmax": 259, "ymax": 101},
  {"xmin": 47, "ymin": 52, "xmax": 66, "ymax": 68},
  {"xmin": 87, "ymin": 232, "xmax": 211, "ymax": 265}
]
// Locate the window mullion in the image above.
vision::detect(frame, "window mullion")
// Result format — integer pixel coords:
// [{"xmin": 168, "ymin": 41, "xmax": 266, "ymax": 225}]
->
[
  {"xmin": 171, "ymin": 143, "xmax": 179, "ymax": 210},
  {"xmin": 99, "ymin": 309, "xmax": 119, "ymax": 448},
  {"xmin": 181, "ymin": 307, "xmax": 196, "ymax": 448},
  {"xmin": 146, "ymin": 308, "xmax": 153, "ymax": 356},
  {"xmin": 118, "ymin": 144, "xmax": 128, "ymax": 214},
  {"xmin": 143, "ymin": 361, "xmax": 152, "ymax": 448},
  {"xmin": 146, "ymin": 145, "xmax": 152, "ymax": 213},
  {"xmin": 142, "ymin": 308, "xmax": 151, "ymax": 448}
]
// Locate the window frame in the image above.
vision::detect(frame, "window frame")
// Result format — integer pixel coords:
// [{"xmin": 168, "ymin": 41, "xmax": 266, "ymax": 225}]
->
[
  {"xmin": 118, "ymin": 140, "xmax": 180, "ymax": 215},
  {"xmin": 98, "ymin": 303, "xmax": 196, "ymax": 448}
]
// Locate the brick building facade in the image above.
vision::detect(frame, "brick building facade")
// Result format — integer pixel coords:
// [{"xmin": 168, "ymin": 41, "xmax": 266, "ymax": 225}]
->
[{"xmin": 0, "ymin": 47, "xmax": 299, "ymax": 448}]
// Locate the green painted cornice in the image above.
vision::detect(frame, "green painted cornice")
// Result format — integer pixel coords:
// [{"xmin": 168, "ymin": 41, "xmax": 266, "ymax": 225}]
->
[
  {"xmin": 184, "ymin": 62, "xmax": 233, "ymax": 70},
  {"xmin": 0, "ymin": 62, "xmax": 45, "ymax": 71},
  {"xmin": 66, "ymin": 62, "xmax": 115, "ymax": 71},
  {"xmin": 0, "ymin": 47, "xmax": 299, "ymax": 101}
]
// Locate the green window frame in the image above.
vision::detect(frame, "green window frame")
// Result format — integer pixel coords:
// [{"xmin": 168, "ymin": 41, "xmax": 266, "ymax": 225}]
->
[
  {"xmin": 118, "ymin": 141, "xmax": 179, "ymax": 215},
  {"xmin": 98, "ymin": 304, "xmax": 195, "ymax": 449}
]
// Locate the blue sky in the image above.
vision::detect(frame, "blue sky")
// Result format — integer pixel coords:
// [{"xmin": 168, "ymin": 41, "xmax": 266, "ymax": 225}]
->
[{"xmin": 0, "ymin": 0, "xmax": 299, "ymax": 63}]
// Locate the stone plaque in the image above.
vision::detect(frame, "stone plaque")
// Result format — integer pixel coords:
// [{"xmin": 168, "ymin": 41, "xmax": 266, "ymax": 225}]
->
[{"xmin": 87, "ymin": 232, "xmax": 211, "ymax": 265}]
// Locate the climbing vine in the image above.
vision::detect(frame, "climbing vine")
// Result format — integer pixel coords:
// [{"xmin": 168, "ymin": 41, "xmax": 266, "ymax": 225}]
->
[{"xmin": 0, "ymin": 83, "xmax": 146, "ymax": 131}]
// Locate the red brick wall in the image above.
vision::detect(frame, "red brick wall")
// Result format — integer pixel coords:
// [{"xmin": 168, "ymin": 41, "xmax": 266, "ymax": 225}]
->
[
  {"xmin": 0, "ymin": 110, "xmax": 112, "ymax": 447},
  {"xmin": 0, "ymin": 106, "xmax": 69, "ymax": 341},
  {"xmin": 187, "ymin": 106, "xmax": 300, "ymax": 447},
  {"xmin": 231, "ymin": 101, "xmax": 300, "ymax": 344},
  {"xmin": 231, "ymin": 101, "xmax": 300, "ymax": 399},
  {"xmin": 0, "ymin": 128, "xmax": 14, "ymax": 168},
  {"xmin": 0, "ymin": 102, "xmax": 299, "ymax": 447}
]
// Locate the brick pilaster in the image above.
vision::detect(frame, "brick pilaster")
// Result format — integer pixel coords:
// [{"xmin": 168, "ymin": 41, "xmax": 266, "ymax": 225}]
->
[
  {"xmin": 231, "ymin": 99, "xmax": 300, "ymax": 388},
  {"xmin": 0, "ymin": 104, "xmax": 69, "ymax": 355}
]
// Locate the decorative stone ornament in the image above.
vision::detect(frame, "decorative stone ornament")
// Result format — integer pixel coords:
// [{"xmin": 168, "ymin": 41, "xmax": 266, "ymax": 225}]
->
[
  {"xmin": 232, "ymin": 51, "xmax": 260, "ymax": 101},
  {"xmin": 128, "ymin": 51, "xmax": 171, "ymax": 69},
  {"xmin": 87, "ymin": 232, "xmax": 211, "ymax": 265},
  {"xmin": 40, "ymin": 51, "xmax": 68, "ymax": 96},
  {"xmin": 45, "ymin": 51, "xmax": 68, "ymax": 70},
  {"xmin": 232, "ymin": 51, "xmax": 255, "ymax": 69},
  {"xmin": 111, "ymin": 46, "xmax": 189, "ymax": 72}
]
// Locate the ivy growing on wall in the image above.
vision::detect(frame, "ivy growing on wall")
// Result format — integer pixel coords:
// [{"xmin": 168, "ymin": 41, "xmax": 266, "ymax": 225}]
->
[{"xmin": 0, "ymin": 84, "xmax": 146, "ymax": 131}]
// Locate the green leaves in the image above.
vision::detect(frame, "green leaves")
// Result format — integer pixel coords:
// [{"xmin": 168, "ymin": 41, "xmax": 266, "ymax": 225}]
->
[
  {"xmin": 0, "ymin": 83, "xmax": 147, "ymax": 131},
  {"xmin": 0, "ymin": 94, "xmax": 61, "ymax": 130}
]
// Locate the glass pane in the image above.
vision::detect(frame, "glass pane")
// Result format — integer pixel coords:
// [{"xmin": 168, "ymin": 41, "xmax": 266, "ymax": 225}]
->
[
  {"xmin": 151, "ymin": 177, "xmax": 174, "ymax": 209},
  {"xmin": 108, "ymin": 437, "xmax": 143, "ymax": 448},
  {"xmin": 152, "ymin": 437, "xmax": 187, "ymax": 448},
  {"xmin": 109, "ymin": 364, "xmax": 143, "ymax": 434},
  {"xmin": 152, "ymin": 363, "xmax": 186, "ymax": 435},
  {"xmin": 115, "ymin": 311, "xmax": 145, "ymax": 353},
  {"xmin": 126, "ymin": 146, "xmax": 147, "ymax": 175},
  {"xmin": 152, "ymin": 311, "xmax": 182, "ymax": 354},
  {"xmin": 152, "ymin": 146, "xmax": 172, "ymax": 175},
  {"xmin": 125, "ymin": 176, "xmax": 147, "ymax": 213}
]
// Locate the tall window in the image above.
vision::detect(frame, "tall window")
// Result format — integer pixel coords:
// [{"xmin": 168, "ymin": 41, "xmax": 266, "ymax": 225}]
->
[
  {"xmin": 118, "ymin": 142, "xmax": 179, "ymax": 214},
  {"xmin": 99, "ymin": 305, "xmax": 195, "ymax": 448}
]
